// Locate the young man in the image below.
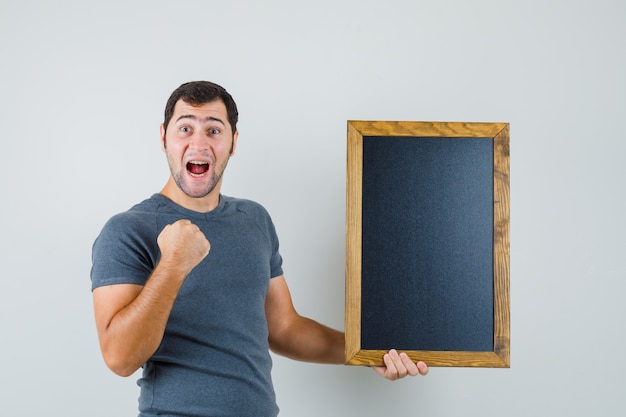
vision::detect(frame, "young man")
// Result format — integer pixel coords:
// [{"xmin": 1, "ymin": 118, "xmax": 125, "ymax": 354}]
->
[{"xmin": 91, "ymin": 81, "xmax": 428, "ymax": 417}]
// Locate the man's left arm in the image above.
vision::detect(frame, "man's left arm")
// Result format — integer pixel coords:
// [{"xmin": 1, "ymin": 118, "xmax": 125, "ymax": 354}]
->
[{"xmin": 265, "ymin": 275, "xmax": 428, "ymax": 380}]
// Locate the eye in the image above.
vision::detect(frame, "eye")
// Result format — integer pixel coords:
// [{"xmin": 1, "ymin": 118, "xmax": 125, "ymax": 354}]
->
[
  {"xmin": 208, "ymin": 128, "xmax": 221, "ymax": 135},
  {"xmin": 179, "ymin": 125, "xmax": 192, "ymax": 134}
]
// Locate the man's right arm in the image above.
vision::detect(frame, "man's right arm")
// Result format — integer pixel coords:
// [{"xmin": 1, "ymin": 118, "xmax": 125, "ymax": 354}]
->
[{"xmin": 92, "ymin": 219, "xmax": 210, "ymax": 377}]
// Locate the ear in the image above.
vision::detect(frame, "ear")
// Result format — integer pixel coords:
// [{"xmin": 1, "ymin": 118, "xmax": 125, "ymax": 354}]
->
[
  {"xmin": 160, "ymin": 124, "xmax": 166, "ymax": 151},
  {"xmin": 230, "ymin": 130, "xmax": 239, "ymax": 156}
]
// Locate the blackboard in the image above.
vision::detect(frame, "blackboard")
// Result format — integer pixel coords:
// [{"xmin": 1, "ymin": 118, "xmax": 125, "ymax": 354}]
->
[{"xmin": 345, "ymin": 121, "xmax": 510, "ymax": 368}]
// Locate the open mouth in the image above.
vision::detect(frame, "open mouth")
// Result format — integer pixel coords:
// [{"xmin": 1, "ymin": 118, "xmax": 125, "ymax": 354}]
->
[{"xmin": 186, "ymin": 161, "xmax": 210, "ymax": 177}]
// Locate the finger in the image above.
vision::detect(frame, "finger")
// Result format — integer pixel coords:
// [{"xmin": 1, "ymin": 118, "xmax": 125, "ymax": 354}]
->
[
  {"xmin": 398, "ymin": 352, "xmax": 420, "ymax": 377},
  {"xmin": 416, "ymin": 361, "xmax": 429, "ymax": 376},
  {"xmin": 378, "ymin": 352, "xmax": 397, "ymax": 380},
  {"xmin": 386, "ymin": 349, "xmax": 408, "ymax": 380}
]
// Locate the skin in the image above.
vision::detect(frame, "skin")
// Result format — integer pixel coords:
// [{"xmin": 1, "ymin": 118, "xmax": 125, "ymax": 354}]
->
[{"xmin": 92, "ymin": 98, "xmax": 428, "ymax": 380}]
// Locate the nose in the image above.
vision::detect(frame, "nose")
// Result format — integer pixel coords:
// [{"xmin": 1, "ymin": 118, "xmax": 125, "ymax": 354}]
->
[{"xmin": 189, "ymin": 131, "xmax": 211, "ymax": 152}]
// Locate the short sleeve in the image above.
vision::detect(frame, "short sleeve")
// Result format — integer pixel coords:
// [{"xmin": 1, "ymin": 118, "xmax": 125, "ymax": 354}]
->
[{"xmin": 90, "ymin": 212, "xmax": 160, "ymax": 290}]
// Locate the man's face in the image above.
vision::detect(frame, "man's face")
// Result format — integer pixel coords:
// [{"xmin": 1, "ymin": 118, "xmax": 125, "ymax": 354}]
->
[{"xmin": 160, "ymin": 99, "xmax": 238, "ymax": 199}]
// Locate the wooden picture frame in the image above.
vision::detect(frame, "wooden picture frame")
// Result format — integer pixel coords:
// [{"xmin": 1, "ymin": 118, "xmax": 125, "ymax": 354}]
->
[{"xmin": 345, "ymin": 121, "xmax": 510, "ymax": 368}]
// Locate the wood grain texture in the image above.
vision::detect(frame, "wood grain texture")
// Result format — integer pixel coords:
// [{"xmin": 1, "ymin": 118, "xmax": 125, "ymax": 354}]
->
[
  {"xmin": 345, "ymin": 122, "xmax": 363, "ymax": 363},
  {"xmin": 493, "ymin": 124, "xmax": 511, "ymax": 367},
  {"xmin": 347, "ymin": 120, "xmax": 507, "ymax": 139},
  {"xmin": 344, "ymin": 120, "xmax": 510, "ymax": 368},
  {"xmin": 346, "ymin": 350, "xmax": 509, "ymax": 368}
]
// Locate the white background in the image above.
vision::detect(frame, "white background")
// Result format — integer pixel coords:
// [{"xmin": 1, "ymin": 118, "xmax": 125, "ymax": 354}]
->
[{"xmin": 1, "ymin": 0, "xmax": 624, "ymax": 416}]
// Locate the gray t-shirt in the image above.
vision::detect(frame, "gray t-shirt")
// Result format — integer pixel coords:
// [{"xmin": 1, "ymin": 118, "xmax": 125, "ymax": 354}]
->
[{"xmin": 91, "ymin": 194, "xmax": 283, "ymax": 417}]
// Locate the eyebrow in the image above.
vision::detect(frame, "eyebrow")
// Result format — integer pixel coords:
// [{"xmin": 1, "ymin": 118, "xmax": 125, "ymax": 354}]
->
[{"xmin": 175, "ymin": 114, "xmax": 226, "ymax": 126}]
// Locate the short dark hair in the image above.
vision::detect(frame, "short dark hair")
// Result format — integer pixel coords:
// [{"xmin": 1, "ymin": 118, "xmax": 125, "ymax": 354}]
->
[{"xmin": 163, "ymin": 81, "xmax": 239, "ymax": 135}]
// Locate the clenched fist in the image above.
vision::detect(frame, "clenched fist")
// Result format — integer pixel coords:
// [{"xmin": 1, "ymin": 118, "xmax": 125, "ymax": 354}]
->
[{"xmin": 157, "ymin": 219, "xmax": 211, "ymax": 276}]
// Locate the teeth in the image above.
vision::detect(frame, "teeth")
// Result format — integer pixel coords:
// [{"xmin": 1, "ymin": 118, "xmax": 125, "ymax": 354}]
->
[{"xmin": 187, "ymin": 160, "xmax": 210, "ymax": 178}]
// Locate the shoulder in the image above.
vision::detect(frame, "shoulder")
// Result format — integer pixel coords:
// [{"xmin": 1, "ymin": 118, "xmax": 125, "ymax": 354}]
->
[
  {"xmin": 91, "ymin": 196, "xmax": 165, "ymax": 289},
  {"xmin": 101, "ymin": 196, "xmax": 161, "ymax": 233},
  {"xmin": 94, "ymin": 194, "xmax": 170, "ymax": 247},
  {"xmin": 221, "ymin": 195, "xmax": 272, "ymax": 219},
  {"xmin": 220, "ymin": 195, "xmax": 280, "ymax": 241}
]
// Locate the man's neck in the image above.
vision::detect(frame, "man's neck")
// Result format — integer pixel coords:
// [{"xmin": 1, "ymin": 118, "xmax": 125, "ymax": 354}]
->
[{"xmin": 160, "ymin": 177, "xmax": 221, "ymax": 213}]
